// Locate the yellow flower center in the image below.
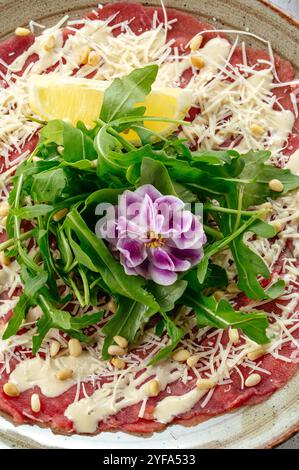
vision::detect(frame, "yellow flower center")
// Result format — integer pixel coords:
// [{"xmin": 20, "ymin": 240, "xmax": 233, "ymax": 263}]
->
[{"xmin": 145, "ymin": 231, "xmax": 165, "ymax": 248}]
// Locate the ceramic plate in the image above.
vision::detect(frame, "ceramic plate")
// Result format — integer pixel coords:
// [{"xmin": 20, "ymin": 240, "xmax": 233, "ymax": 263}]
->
[{"xmin": 0, "ymin": 0, "xmax": 298, "ymax": 449}]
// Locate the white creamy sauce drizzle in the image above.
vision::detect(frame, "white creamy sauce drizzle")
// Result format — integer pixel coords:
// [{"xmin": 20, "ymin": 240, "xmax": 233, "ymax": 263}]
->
[
  {"xmin": 9, "ymin": 353, "xmax": 101, "ymax": 397},
  {"xmin": 65, "ymin": 362, "xmax": 181, "ymax": 433},
  {"xmin": 154, "ymin": 387, "xmax": 206, "ymax": 424},
  {"xmin": 286, "ymin": 149, "xmax": 299, "ymax": 175},
  {"xmin": 0, "ymin": 9, "xmax": 298, "ymax": 434}
]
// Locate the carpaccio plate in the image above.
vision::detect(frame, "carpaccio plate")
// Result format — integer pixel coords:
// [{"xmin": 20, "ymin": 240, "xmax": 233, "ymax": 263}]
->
[{"xmin": 0, "ymin": 0, "xmax": 298, "ymax": 449}]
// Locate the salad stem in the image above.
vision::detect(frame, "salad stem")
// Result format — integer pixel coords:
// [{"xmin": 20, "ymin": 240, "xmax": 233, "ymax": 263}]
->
[{"xmin": 0, "ymin": 229, "xmax": 35, "ymax": 252}]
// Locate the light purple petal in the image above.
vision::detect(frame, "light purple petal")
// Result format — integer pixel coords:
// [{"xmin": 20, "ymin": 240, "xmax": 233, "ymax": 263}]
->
[
  {"xmin": 135, "ymin": 184, "xmax": 162, "ymax": 201},
  {"xmin": 168, "ymin": 251, "xmax": 192, "ymax": 271},
  {"xmin": 117, "ymin": 238, "xmax": 147, "ymax": 268},
  {"xmin": 149, "ymin": 265, "xmax": 178, "ymax": 286},
  {"xmin": 149, "ymin": 247, "xmax": 175, "ymax": 271}
]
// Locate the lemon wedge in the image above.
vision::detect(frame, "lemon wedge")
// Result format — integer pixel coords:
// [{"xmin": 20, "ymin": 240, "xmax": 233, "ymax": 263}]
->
[{"xmin": 29, "ymin": 75, "xmax": 192, "ymax": 142}]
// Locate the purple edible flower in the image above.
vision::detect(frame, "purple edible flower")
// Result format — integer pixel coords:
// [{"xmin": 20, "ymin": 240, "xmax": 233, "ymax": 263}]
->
[{"xmin": 100, "ymin": 185, "xmax": 206, "ymax": 286}]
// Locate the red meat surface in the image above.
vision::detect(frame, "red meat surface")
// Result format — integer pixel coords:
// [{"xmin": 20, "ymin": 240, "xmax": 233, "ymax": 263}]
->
[{"xmin": 0, "ymin": 2, "xmax": 298, "ymax": 436}]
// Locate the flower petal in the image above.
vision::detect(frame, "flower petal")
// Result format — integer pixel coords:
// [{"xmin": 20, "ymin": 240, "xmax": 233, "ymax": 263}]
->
[
  {"xmin": 135, "ymin": 184, "xmax": 162, "ymax": 202},
  {"xmin": 117, "ymin": 238, "xmax": 147, "ymax": 268},
  {"xmin": 168, "ymin": 250, "xmax": 192, "ymax": 271},
  {"xmin": 149, "ymin": 265, "xmax": 178, "ymax": 286},
  {"xmin": 149, "ymin": 247, "xmax": 175, "ymax": 271}
]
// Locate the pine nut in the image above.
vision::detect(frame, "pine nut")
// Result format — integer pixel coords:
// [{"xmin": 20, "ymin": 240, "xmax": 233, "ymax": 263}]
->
[
  {"xmin": 57, "ymin": 146, "xmax": 64, "ymax": 155},
  {"xmin": 88, "ymin": 51, "xmax": 101, "ymax": 67},
  {"xmin": 50, "ymin": 340, "xmax": 61, "ymax": 358},
  {"xmin": 106, "ymin": 299, "xmax": 116, "ymax": 313},
  {"xmin": 53, "ymin": 208, "xmax": 68, "ymax": 222},
  {"xmin": 269, "ymin": 179, "xmax": 284, "ymax": 193},
  {"xmin": 0, "ymin": 252, "xmax": 11, "ymax": 267},
  {"xmin": 15, "ymin": 27, "xmax": 31, "ymax": 37},
  {"xmin": 172, "ymin": 349, "xmax": 191, "ymax": 362},
  {"xmin": 31, "ymin": 393, "xmax": 41, "ymax": 413},
  {"xmin": 1, "ymin": 217, "xmax": 7, "ymax": 228},
  {"xmin": 187, "ymin": 354, "xmax": 200, "ymax": 368},
  {"xmin": 68, "ymin": 338, "xmax": 82, "ymax": 357},
  {"xmin": 108, "ymin": 345, "xmax": 126, "ymax": 356},
  {"xmin": 191, "ymin": 56, "xmax": 205, "ymax": 69},
  {"xmin": 271, "ymin": 322, "xmax": 281, "ymax": 332},
  {"xmin": 247, "ymin": 346, "xmax": 266, "ymax": 361},
  {"xmin": 80, "ymin": 46, "xmax": 92, "ymax": 65},
  {"xmin": 56, "ymin": 369, "xmax": 73, "ymax": 381},
  {"xmin": 111, "ymin": 357, "xmax": 125, "ymax": 370},
  {"xmin": 250, "ymin": 124, "xmax": 265, "ymax": 136},
  {"xmin": 260, "ymin": 202, "xmax": 272, "ymax": 211},
  {"xmin": 260, "ymin": 202, "xmax": 273, "ymax": 212},
  {"xmin": 196, "ymin": 378, "xmax": 215, "ymax": 390},
  {"xmin": 43, "ymin": 35, "xmax": 56, "ymax": 52},
  {"xmin": 113, "ymin": 335, "xmax": 128, "ymax": 349},
  {"xmin": 0, "ymin": 201, "xmax": 9, "ymax": 217},
  {"xmin": 273, "ymin": 221, "xmax": 283, "ymax": 233},
  {"xmin": 226, "ymin": 283, "xmax": 240, "ymax": 294},
  {"xmin": 146, "ymin": 379, "xmax": 160, "ymax": 397},
  {"xmin": 3, "ymin": 382, "xmax": 20, "ymax": 397},
  {"xmin": 190, "ymin": 35, "xmax": 203, "ymax": 51},
  {"xmin": 214, "ymin": 290, "xmax": 225, "ymax": 302},
  {"xmin": 229, "ymin": 328, "xmax": 240, "ymax": 345},
  {"xmin": 245, "ymin": 373, "xmax": 262, "ymax": 387}
]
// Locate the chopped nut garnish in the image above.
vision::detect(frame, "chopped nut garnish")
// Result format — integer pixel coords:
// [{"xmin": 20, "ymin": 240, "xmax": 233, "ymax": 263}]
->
[
  {"xmin": 245, "ymin": 373, "xmax": 261, "ymax": 387},
  {"xmin": 146, "ymin": 379, "xmax": 160, "ymax": 397},
  {"xmin": 269, "ymin": 179, "xmax": 284, "ymax": 193},
  {"xmin": 196, "ymin": 379, "xmax": 215, "ymax": 390},
  {"xmin": 172, "ymin": 349, "xmax": 191, "ymax": 362},
  {"xmin": 53, "ymin": 208, "xmax": 68, "ymax": 222},
  {"xmin": 190, "ymin": 35, "xmax": 203, "ymax": 51},
  {"xmin": 31, "ymin": 393, "xmax": 41, "ymax": 413},
  {"xmin": 250, "ymin": 124, "xmax": 265, "ymax": 136},
  {"xmin": 191, "ymin": 56, "xmax": 205, "ymax": 69},
  {"xmin": 113, "ymin": 335, "xmax": 128, "ymax": 349},
  {"xmin": 56, "ymin": 369, "xmax": 73, "ymax": 381},
  {"xmin": 68, "ymin": 338, "xmax": 83, "ymax": 357},
  {"xmin": 3, "ymin": 382, "xmax": 20, "ymax": 397},
  {"xmin": 108, "ymin": 345, "xmax": 126, "ymax": 356},
  {"xmin": 15, "ymin": 27, "xmax": 31, "ymax": 37}
]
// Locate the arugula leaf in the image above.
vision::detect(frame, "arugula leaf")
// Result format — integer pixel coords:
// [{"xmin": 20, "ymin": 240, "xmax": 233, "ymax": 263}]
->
[
  {"xmin": 201, "ymin": 264, "xmax": 228, "ymax": 289},
  {"xmin": 41, "ymin": 120, "xmax": 97, "ymax": 162},
  {"xmin": 239, "ymin": 151, "xmax": 299, "ymax": 208},
  {"xmin": 139, "ymin": 157, "xmax": 177, "ymax": 196},
  {"xmin": 183, "ymin": 292, "xmax": 270, "ymax": 344},
  {"xmin": 2, "ymin": 294, "xmax": 31, "ymax": 340},
  {"xmin": 31, "ymin": 167, "xmax": 74, "ymax": 203},
  {"xmin": 249, "ymin": 219, "xmax": 276, "ymax": 238},
  {"xmin": 23, "ymin": 270, "xmax": 48, "ymax": 298},
  {"xmin": 230, "ymin": 234, "xmax": 271, "ymax": 299},
  {"xmin": 70, "ymin": 311, "xmax": 104, "ymax": 329},
  {"xmin": 149, "ymin": 280, "xmax": 188, "ymax": 312},
  {"xmin": 11, "ymin": 204, "xmax": 54, "ymax": 219},
  {"xmin": 31, "ymin": 295, "xmax": 102, "ymax": 354},
  {"xmin": 100, "ymin": 65, "xmax": 158, "ymax": 123},
  {"xmin": 102, "ymin": 297, "xmax": 156, "ymax": 359},
  {"xmin": 32, "ymin": 314, "xmax": 52, "ymax": 354},
  {"xmin": 149, "ymin": 312, "xmax": 185, "ymax": 365}
]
